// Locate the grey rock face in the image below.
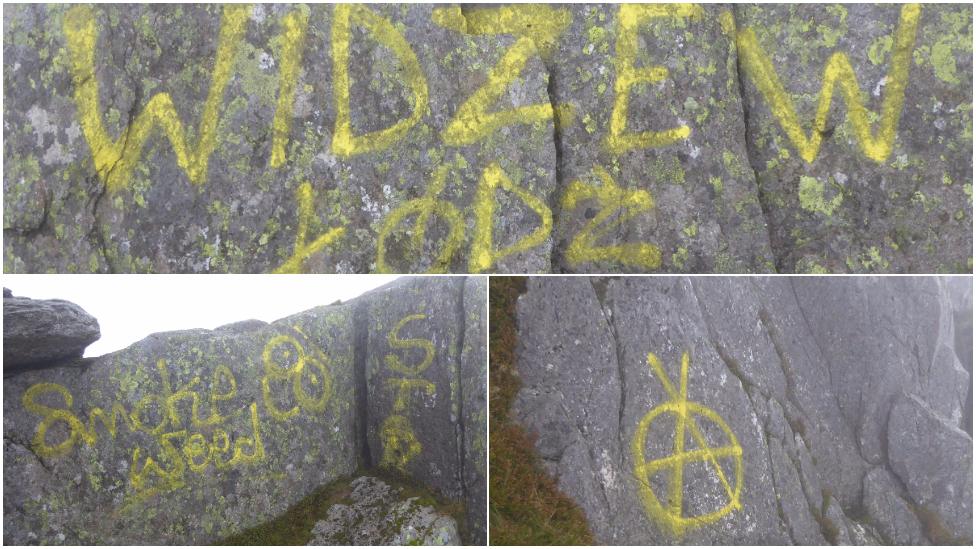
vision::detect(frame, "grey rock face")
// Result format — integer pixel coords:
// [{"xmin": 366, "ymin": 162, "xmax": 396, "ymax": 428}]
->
[
  {"xmin": 514, "ymin": 276, "xmax": 972, "ymax": 545},
  {"xmin": 4, "ymin": 5, "xmax": 971, "ymax": 274},
  {"xmin": 3, "ymin": 292, "xmax": 100, "ymax": 367},
  {"xmin": 307, "ymin": 476, "xmax": 460, "ymax": 546},
  {"xmin": 3, "ymin": 277, "xmax": 486, "ymax": 544}
]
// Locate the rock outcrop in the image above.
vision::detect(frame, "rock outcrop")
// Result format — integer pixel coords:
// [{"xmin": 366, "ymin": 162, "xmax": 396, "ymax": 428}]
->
[
  {"xmin": 513, "ymin": 276, "xmax": 972, "ymax": 545},
  {"xmin": 3, "ymin": 4, "xmax": 971, "ymax": 273},
  {"xmin": 306, "ymin": 476, "xmax": 460, "ymax": 545},
  {"xmin": 3, "ymin": 277, "xmax": 486, "ymax": 545},
  {"xmin": 3, "ymin": 289, "xmax": 100, "ymax": 367}
]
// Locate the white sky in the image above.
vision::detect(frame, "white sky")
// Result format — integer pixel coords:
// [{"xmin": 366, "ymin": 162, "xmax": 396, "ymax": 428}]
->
[{"xmin": 3, "ymin": 275, "xmax": 401, "ymax": 357}]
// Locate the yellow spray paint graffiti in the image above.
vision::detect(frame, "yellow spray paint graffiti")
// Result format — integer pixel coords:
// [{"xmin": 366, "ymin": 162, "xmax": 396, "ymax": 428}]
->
[
  {"xmin": 261, "ymin": 332, "xmax": 335, "ymax": 421},
  {"xmin": 270, "ymin": 7, "xmax": 311, "ymax": 169},
  {"xmin": 20, "ymin": 332, "xmax": 333, "ymax": 506},
  {"xmin": 64, "ymin": 5, "xmax": 249, "ymax": 192},
  {"xmin": 432, "ymin": 5, "xmax": 573, "ymax": 146},
  {"xmin": 331, "ymin": 4, "xmax": 429, "ymax": 157},
  {"xmin": 273, "ymin": 181, "xmax": 346, "ymax": 274},
  {"xmin": 736, "ymin": 4, "xmax": 921, "ymax": 163},
  {"xmin": 380, "ymin": 314, "xmax": 436, "ymax": 471},
  {"xmin": 561, "ymin": 165, "xmax": 662, "ymax": 270},
  {"xmin": 470, "ymin": 163, "xmax": 553, "ymax": 273},
  {"xmin": 631, "ymin": 351, "xmax": 744, "ymax": 538},
  {"xmin": 606, "ymin": 4, "xmax": 704, "ymax": 155},
  {"xmin": 376, "ymin": 158, "xmax": 553, "ymax": 273}
]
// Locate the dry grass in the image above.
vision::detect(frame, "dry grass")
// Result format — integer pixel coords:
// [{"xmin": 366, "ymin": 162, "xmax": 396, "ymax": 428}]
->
[{"xmin": 488, "ymin": 277, "xmax": 594, "ymax": 545}]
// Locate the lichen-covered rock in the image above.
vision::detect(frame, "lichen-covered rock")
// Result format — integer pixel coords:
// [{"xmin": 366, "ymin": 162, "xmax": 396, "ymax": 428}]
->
[
  {"xmin": 525, "ymin": 4, "xmax": 775, "ymax": 273},
  {"xmin": 361, "ymin": 277, "xmax": 464, "ymax": 501},
  {"xmin": 4, "ymin": 5, "xmax": 971, "ymax": 274},
  {"xmin": 734, "ymin": 4, "xmax": 973, "ymax": 273},
  {"xmin": 3, "ymin": 304, "xmax": 358, "ymax": 544},
  {"xmin": 2, "ymin": 3, "xmax": 556, "ymax": 274},
  {"xmin": 3, "ymin": 290, "xmax": 100, "ymax": 367},
  {"xmin": 513, "ymin": 276, "xmax": 972, "ymax": 545},
  {"xmin": 306, "ymin": 476, "xmax": 460, "ymax": 545}
]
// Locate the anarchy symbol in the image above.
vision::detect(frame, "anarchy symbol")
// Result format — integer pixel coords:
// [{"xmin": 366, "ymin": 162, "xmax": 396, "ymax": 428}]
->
[{"xmin": 631, "ymin": 351, "xmax": 743, "ymax": 537}]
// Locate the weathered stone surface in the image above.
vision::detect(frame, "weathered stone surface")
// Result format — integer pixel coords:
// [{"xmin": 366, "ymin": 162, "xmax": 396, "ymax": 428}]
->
[
  {"xmin": 3, "ymin": 305, "xmax": 358, "ymax": 544},
  {"xmin": 735, "ymin": 4, "xmax": 973, "ymax": 273},
  {"xmin": 4, "ymin": 291, "xmax": 100, "ymax": 367},
  {"xmin": 513, "ymin": 276, "xmax": 972, "ymax": 544},
  {"xmin": 3, "ymin": 276, "xmax": 487, "ymax": 544},
  {"xmin": 4, "ymin": 5, "xmax": 971, "ymax": 274},
  {"xmin": 460, "ymin": 275, "xmax": 487, "ymax": 544},
  {"xmin": 306, "ymin": 476, "xmax": 460, "ymax": 545},
  {"xmin": 362, "ymin": 277, "xmax": 464, "ymax": 501},
  {"xmin": 862, "ymin": 466, "xmax": 926, "ymax": 544},
  {"xmin": 888, "ymin": 392, "xmax": 973, "ymax": 541}
]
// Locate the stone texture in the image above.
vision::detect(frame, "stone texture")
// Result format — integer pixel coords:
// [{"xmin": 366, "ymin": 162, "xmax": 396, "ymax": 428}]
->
[
  {"xmin": 4, "ymin": 291, "xmax": 100, "ymax": 367},
  {"xmin": 4, "ymin": 5, "xmax": 971, "ymax": 274},
  {"xmin": 888, "ymin": 392, "xmax": 973, "ymax": 541},
  {"xmin": 514, "ymin": 276, "xmax": 972, "ymax": 545},
  {"xmin": 862, "ymin": 466, "xmax": 926, "ymax": 545},
  {"xmin": 306, "ymin": 476, "xmax": 460, "ymax": 546}
]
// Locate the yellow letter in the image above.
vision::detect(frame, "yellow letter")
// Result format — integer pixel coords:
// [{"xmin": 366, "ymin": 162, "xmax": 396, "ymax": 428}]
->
[
  {"xmin": 606, "ymin": 4, "xmax": 704, "ymax": 154},
  {"xmin": 270, "ymin": 7, "xmax": 310, "ymax": 168},
  {"xmin": 64, "ymin": 5, "xmax": 250, "ymax": 192},
  {"xmin": 469, "ymin": 163, "xmax": 553, "ymax": 273},
  {"xmin": 273, "ymin": 181, "xmax": 346, "ymax": 273},
  {"xmin": 375, "ymin": 160, "xmax": 465, "ymax": 273},
  {"xmin": 736, "ymin": 4, "xmax": 921, "ymax": 163},
  {"xmin": 331, "ymin": 5, "xmax": 429, "ymax": 157},
  {"xmin": 384, "ymin": 314, "xmax": 435, "ymax": 376},
  {"xmin": 432, "ymin": 5, "xmax": 573, "ymax": 145},
  {"xmin": 562, "ymin": 166, "xmax": 662, "ymax": 270}
]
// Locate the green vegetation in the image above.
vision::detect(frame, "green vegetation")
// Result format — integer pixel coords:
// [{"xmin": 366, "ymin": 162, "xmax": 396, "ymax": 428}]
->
[
  {"xmin": 216, "ymin": 469, "xmax": 465, "ymax": 545},
  {"xmin": 489, "ymin": 277, "xmax": 594, "ymax": 545}
]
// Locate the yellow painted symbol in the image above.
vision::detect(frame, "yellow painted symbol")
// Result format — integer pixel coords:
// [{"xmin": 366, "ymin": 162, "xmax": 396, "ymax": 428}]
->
[
  {"xmin": 375, "ymin": 160, "xmax": 465, "ymax": 273},
  {"xmin": 273, "ymin": 181, "xmax": 345, "ymax": 274},
  {"xmin": 332, "ymin": 4, "xmax": 429, "ymax": 157},
  {"xmin": 432, "ymin": 5, "xmax": 574, "ymax": 145},
  {"xmin": 269, "ymin": 6, "xmax": 310, "ymax": 169},
  {"xmin": 561, "ymin": 166, "xmax": 662, "ymax": 270},
  {"xmin": 470, "ymin": 163, "xmax": 553, "ymax": 273},
  {"xmin": 64, "ymin": 4, "xmax": 251, "ymax": 192},
  {"xmin": 736, "ymin": 4, "xmax": 921, "ymax": 163},
  {"xmin": 606, "ymin": 4, "xmax": 704, "ymax": 155},
  {"xmin": 632, "ymin": 351, "xmax": 743, "ymax": 538}
]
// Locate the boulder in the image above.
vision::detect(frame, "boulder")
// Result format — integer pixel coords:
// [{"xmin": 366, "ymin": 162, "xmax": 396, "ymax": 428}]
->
[
  {"xmin": 4, "ymin": 292, "xmax": 100, "ymax": 367},
  {"xmin": 513, "ymin": 276, "xmax": 973, "ymax": 544},
  {"xmin": 306, "ymin": 476, "xmax": 460, "ymax": 545},
  {"xmin": 3, "ymin": 303, "xmax": 358, "ymax": 544}
]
